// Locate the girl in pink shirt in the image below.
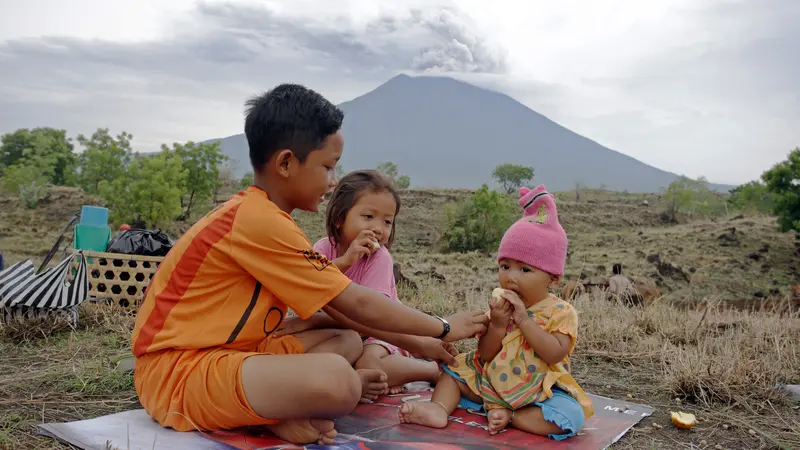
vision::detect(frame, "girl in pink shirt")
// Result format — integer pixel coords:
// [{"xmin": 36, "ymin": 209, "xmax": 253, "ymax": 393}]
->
[{"xmin": 274, "ymin": 170, "xmax": 443, "ymax": 399}]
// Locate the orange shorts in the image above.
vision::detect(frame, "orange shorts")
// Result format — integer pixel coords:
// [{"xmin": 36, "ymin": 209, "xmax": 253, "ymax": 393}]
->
[{"xmin": 134, "ymin": 335, "xmax": 304, "ymax": 432}]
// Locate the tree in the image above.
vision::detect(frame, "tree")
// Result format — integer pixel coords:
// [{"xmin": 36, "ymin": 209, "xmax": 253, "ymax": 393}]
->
[
  {"xmin": 761, "ymin": 148, "xmax": 800, "ymax": 232},
  {"xmin": 727, "ymin": 181, "xmax": 775, "ymax": 214},
  {"xmin": 441, "ymin": 185, "xmax": 518, "ymax": 253},
  {"xmin": 662, "ymin": 176, "xmax": 725, "ymax": 222},
  {"xmin": 492, "ymin": 164, "xmax": 535, "ymax": 194},
  {"xmin": 216, "ymin": 167, "xmax": 235, "ymax": 202},
  {"xmin": 376, "ymin": 161, "xmax": 399, "ymax": 179},
  {"xmin": 0, "ymin": 127, "xmax": 75, "ymax": 185},
  {"xmin": 376, "ymin": 161, "xmax": 411, "ymax": 189},
  {"xmin": 99, "ymin": 150, "xmax": 186, "ymax": 229},
  {"xmin": 396, "ymin": 175, "xmax": 411, "ymax": 189},
  {"xmin": 574, "ymin": 182, "xmax": 584, "ymax": 202},
  {"xmin": 239, "ymin": 172, "xmax": 254, "ymax": 190},
  {"xmin": 166, "ymin": 141, "xmax": 227, "ymax": 219},
  {"xmin": 76, "ymin": 129, "xmax": 133, "ymax": 194}
]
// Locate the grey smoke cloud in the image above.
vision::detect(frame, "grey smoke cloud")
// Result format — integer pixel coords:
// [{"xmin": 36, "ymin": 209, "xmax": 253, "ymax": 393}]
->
[
  {"xmin": 0, "ymin": 1, "xmax": 506, "ymax": 148},
  {"xmin": 0, "ymin": 0, "xmax": 796, "ymax": 185}
]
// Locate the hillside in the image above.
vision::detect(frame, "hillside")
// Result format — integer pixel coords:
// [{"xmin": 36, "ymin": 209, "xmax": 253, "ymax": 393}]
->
[
  {"xmin": 292, "ymin": 189, "xmax": 798, "ymax": 303},
  {"xmin": 1, "ymin": 186, "xmax": 799, "ymax": 450},
  {"xmin": 207, "ymin": 74, "xmax": 735, "ymax": 193},
  {"xmin": 3, "ymin": 186, "xmax": 793, "ymax": 304}
]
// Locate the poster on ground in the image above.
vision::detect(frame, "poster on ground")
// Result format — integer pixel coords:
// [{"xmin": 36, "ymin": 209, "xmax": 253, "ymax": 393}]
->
[{"xmin": 206, "ymin": 392, "xmax": 653, "ymax": 450}]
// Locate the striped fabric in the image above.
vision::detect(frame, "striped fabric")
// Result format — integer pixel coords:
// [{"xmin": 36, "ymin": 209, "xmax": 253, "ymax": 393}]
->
[{"xmin": 0, "ymin": 252, "xmax": 89, "ymax": 326}]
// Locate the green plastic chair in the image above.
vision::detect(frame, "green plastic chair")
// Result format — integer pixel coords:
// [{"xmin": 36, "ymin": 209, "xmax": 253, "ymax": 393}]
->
[{"xmin": 74, "ymin": 223, "xmax": 111, "ymax": 253}]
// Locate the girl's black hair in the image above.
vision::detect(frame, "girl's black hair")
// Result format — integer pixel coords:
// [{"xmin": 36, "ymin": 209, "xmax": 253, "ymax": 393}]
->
[{"xmin": 325, "ymin": 170, "xmax": 402, "ymax": 250}]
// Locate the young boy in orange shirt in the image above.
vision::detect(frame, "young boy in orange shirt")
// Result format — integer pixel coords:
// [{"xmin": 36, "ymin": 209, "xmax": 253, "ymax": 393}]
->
[{"xmin": 130, "ymin": 84, "xmax": 490, "ymax": 445}]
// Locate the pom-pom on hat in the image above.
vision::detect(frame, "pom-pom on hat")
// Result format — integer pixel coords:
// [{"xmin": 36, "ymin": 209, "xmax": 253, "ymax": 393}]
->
[{"xmin": 497, "ymin": 185, "xmax": 567, "ymax": 276}]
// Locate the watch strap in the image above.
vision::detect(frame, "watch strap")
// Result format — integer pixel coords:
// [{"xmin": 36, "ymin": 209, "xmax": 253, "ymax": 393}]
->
[{"xmin": 435, "ymin": 316, "xmax": 450, "ymax": 340}]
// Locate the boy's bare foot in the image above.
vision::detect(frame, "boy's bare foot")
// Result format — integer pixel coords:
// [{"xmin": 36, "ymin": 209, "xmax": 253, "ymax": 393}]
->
[
  {"xmin": 398, "ymin": 401, "xmax": 449, "ymax": 428},
  {"xmin": 357, "ymin": 368, "xmax": 388, "ymax": 403},
  {"xmin": 487, "ymin": 408, "xmax": 513, "ymax": 435},
  {"xmin": 266, "ymin": 418, "xmax": 337, "ymax": 445},
  {"xmin": 388, "ymin": 385, "xmax": 405, "ymax": 395}
]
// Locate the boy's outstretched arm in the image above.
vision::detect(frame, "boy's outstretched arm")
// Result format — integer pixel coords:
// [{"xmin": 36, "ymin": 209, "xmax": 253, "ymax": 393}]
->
[
  {"xmin": 325, "ymin": 283, "xmax": 488, "ymax": 342},
  {"xmin": 320, "ymin": 307, "xmax": 460, "ymax": 366},
  {"xmin": 274, "ymin": 310, "xmax": 458, "ymax": 365}
]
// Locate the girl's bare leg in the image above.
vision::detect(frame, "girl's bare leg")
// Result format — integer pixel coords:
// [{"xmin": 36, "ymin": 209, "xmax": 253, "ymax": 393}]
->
[
  {"xmin": 355, "ymin": 344, "xmax": 440, "ymax": 394},
  {"xmin": 292, "ymin": 329, "xmax": 388, "ymax": 402},
  {"xmin": 398, "ymin": 372, "xmax": 479, "ymax": 429},
  {"xmin": 293, "ymin": 328, "xmax": 364, "ymax": 365}
]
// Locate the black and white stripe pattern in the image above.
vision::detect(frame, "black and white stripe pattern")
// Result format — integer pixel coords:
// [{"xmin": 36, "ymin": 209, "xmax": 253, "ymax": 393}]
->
[{"xmin": 0, "ymin": 252, "xmax": 89, "ymax": 326}]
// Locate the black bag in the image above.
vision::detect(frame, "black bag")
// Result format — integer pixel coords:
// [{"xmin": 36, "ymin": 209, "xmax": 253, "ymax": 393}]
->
[{"xmin": 106, "ymin": 229, "xmax": 174, "ymax": 257}]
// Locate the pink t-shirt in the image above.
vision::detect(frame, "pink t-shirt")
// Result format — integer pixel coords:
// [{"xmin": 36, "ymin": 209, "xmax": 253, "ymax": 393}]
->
[{"xmin": 313, "ymin": 238, "xmax": 399, "ymax": 301}]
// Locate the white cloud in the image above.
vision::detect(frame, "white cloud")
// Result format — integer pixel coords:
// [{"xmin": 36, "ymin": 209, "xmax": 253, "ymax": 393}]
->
[{"xmin": 0, "ymin": 0, "xmax": 796, "ymax": 185}]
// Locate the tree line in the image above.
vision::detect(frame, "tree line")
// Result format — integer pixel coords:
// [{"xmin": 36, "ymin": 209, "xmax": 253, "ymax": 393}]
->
[
  {"xmin": 0, "ymin": 127, "xmax": 230, "ymax": 228},
  {"xmin": 0, "ymin": 127, "xmax": 418, "ymax": 228},
  {"xmin": 444, "ymin": 153, "xmax": 800, "ymax": 253},
  {"xmin": 1, "ymin": 126, "xmax": 797, "ymax": 243}
]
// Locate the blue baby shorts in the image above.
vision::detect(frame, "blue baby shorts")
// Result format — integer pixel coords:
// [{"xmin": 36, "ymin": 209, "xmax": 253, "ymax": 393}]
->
[{"xmin": 443, "ymin": 365, "xmax": 585, "ymax": 440}]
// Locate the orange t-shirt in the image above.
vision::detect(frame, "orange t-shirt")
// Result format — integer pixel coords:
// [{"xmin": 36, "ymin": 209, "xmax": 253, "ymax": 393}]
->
[{"xmin": 131, "ymin": 186, "xmax": 352, "ymax": 357}]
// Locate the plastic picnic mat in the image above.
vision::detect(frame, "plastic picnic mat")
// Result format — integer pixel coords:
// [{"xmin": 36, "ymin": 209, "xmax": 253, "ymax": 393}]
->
[{"xmin": 38, "ymin": 391, "xmax": 653, "ymax": 450}]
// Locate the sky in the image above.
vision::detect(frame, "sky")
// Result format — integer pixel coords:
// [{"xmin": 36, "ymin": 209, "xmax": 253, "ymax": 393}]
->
[{"xmin": 0, "ymin": 0, "xmax": 797, "ymax": 185}]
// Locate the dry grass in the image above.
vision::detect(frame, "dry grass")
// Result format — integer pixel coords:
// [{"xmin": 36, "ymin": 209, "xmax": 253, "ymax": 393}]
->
[
  {"xmin": 0, "ymin": 303, "xmax": 138, "ymax": 449},
  {"xmin": 1, "ymin": 281, "xmax": 798, "ymax": 449},
  {"xmin": 2, "ymin": 186, "xmax": 799, "ymax": 449},
  {"xmin": 400, "ymin": 280, "xmax": 800, "ymax": 449}
]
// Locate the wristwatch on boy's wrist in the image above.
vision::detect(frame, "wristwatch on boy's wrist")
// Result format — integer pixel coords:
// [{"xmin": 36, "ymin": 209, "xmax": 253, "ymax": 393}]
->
[{"xmin": 435, "ymin": 316, "xmax": 450, "ymax": 340}]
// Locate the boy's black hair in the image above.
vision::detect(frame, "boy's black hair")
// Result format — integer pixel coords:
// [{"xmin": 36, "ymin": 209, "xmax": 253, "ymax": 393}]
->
[
  {"xmin": 325, "ymin": 170, "xmax": 401, "ymax": 250},
  {"xmin": 612, "ymin": 263, "xmax": 623, "ymax": 275},
  {"xmin": 244, "ymin": 84, "xmax": 344, "ymax": 172}
]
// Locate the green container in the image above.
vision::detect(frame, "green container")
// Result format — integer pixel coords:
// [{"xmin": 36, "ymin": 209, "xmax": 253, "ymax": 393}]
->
[{"xmin": 74, "ymin": 223, "xmax": 111, "ymax": 253}]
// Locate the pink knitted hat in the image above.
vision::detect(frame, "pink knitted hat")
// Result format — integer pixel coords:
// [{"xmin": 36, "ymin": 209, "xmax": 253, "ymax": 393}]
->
[{"xmin": 497, "ymin": 185, "xmax": 567, "ymax": 276}]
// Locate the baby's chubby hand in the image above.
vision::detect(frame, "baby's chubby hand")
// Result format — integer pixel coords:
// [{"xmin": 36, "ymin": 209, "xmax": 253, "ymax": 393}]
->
[
  {"xmin": 498, "ymin": 290, "xmax": 530, "ymax": 325},
  {"xmin": 489, "ymin": 289, "xmax": 512, "ymax": 328},
  {"xmin": 474, "ymin": 288, "xmax": 506, "ymax": 338}
]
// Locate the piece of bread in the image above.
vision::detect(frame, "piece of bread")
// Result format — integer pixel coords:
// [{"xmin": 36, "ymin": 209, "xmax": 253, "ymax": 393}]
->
[
  {"xmin": 478, "ymin": 288, "xmax": 507, "ymax": 339},
  {"xmin": 371, "ymin": 241, "xmax": 380, "ymax": 250},
  {"xmin": 489, "ymin": 288, "xmax": 505, "ymax": 309}
]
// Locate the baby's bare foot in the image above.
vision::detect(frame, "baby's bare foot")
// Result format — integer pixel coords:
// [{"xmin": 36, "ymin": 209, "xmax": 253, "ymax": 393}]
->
[
  {"xmin": 388, "ymin": 385, "xmax": 405, "ymax": 395},
  {"xmin": 357, "ymin": 368, "xmax": 388, "ymax": 403},
  {"xmin": 398, "ymin": 401, "xmax": 449, "ymax": 429},
  {"xmin": 487, "ymin": 408, "xmax": 513, "ymax": 435},
  {"xmin": 266, "ymin": 418, "xmax": 337, "ymax": 445}
]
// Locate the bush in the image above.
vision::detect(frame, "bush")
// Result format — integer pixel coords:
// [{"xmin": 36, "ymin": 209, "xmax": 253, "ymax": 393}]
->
[
  {"xmin": 376, "ymin": 161, "xmax": 412, "ymax": 189},
  {"xmin": 0, "ymin": 162, "xmax": 50, "ymax": 208},
  {"xmin": 18, "ymin": 181, "xmax": 47, "ymax": 209},
  {"xmin": 662, "ymin": 176, "xmax": 727, "ymax": 222},
  {"xmin": 727, "ymin": 181, "xmax": 775, "ymax": 214},
  {"xmin": 441, "ymin": 185, "xmax": 518, "ymax": 253},
  {"xmin": 99, "ymin": 150, "xmax": 186, "ymax": 228},
  {"xmin": 239, "ymin": 172, "xmax": 254, "ymax": 190},
  {"xmin": 761, "ymin": 147, "xmax": 800, "ymax": 232}
]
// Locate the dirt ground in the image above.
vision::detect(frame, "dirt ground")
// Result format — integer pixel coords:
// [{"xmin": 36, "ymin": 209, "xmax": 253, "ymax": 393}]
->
[{"xmin": 1, "ymin": 187, "xmax": 798, "ymax": 449}]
